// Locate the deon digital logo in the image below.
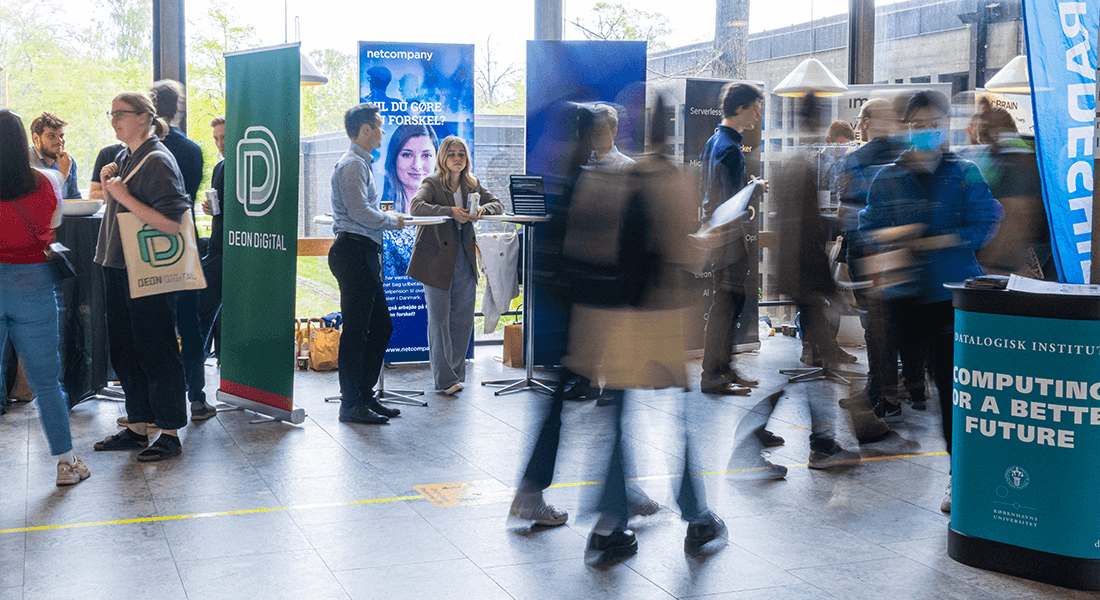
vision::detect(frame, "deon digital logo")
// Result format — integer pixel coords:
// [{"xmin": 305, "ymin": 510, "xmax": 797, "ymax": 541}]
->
[
  {"xmin": 1005, "ymin": 465, "xmax": 1030, "ymax": 491},
  {"xmin": 236, "ymin": 126, "xmax": 280, "ymax": 217},
  {"xmin": 136, "ymin": 226, "xmax": 183, "ymax": 267}
]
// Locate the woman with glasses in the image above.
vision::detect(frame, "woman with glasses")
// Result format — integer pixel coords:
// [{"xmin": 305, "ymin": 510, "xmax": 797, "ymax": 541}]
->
[
  {"xmin": 91, "ymin": 91, "xmax": 192, "ymax": 461},
  {"xmin": 0, "ymin": 110, "xmax": 90, "ymax": 486},
  {"xmin": 406, "ymin": 136, "xmax": 504, "ymax": 395}
]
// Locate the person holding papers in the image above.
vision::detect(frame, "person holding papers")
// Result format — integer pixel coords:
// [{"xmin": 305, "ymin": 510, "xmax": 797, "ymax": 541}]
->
[
  {"xmin": 407, "ymin": 136, "xmax": 503, "ymax": 395},
  {"xmin": 698, "ymin": 83, "xmax": 767, "ymax": 397}
]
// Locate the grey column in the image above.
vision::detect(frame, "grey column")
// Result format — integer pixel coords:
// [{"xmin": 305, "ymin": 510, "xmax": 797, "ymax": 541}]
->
[
  {"xmin": 848, "ymin": 0, "xmax": 875, "ymax": 84},
  {"xmin": 152, "ymin": 0, "xmax": 187, "ymax": 131},
  {"xmin": 535, "ymin": 0, "xmax": 562, "ymax": 41}
]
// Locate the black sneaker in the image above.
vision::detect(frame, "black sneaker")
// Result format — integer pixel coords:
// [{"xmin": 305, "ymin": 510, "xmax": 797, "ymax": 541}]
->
[
  {"xmin": 754, "ymin": 426, "xmax": 785, "ymax": 447},
  {"xmin": 685, "ymin": 511, "xmax": 728, "ymax": 555},
  {"xmin": 874, "ymin": 400, "xmax": 904, "ymax": 423},
  {"xmin": 585, "ymin": 529, "xmax": 638, "ymax": 568}
]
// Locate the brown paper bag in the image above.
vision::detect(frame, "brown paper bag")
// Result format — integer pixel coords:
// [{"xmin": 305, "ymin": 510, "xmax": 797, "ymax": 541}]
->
[
  {"xmin": 502, "ymin": 323, "xmax": 523, "ymax": 368},
  {"xmin": 9, "ymin": 360, "xmax": 33, "ymax": 402},
  {"xmin": 308, "ymin": 318, "xmax": 340, "ymax": 371}
]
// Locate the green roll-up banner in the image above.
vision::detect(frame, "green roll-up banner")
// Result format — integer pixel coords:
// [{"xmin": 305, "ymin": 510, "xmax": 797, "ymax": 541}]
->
[{"xmin": 218, "ymin": 43, "xmax": 304, "ymax": 423}]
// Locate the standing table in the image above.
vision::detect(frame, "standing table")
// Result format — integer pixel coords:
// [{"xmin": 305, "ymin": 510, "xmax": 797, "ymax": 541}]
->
[
  {"xmin": 480, "ymin": 214, "xmax": 553, "ymax": 396},
  {"xmin": 54, "ymin": 212, "xmax": 110, "ymax": 406}
]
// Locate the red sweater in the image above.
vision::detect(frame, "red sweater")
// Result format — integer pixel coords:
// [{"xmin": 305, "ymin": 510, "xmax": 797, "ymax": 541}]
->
[{"xmin": 0, "ymin": 172, "xmax": 59, "ymax": 264}]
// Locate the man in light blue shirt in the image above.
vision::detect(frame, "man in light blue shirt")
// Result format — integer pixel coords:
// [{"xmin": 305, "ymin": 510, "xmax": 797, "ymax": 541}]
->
[
  {"xmin": 28, "ymin": 112, "xmax": 81, "ymax": 199},
  {"xmin": 328, "ymin": 102, "xmax": 406, "ymax": 425}
]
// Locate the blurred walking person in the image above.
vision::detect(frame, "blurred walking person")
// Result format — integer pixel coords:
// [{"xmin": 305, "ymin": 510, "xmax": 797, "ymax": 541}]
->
[
  {"xmin": 860, "ymin": 90, "xmax": 1003, "ymax": 511},
  {"xmin": 0, "ymin": 110, "xmax": 90, "ymax": 485}
]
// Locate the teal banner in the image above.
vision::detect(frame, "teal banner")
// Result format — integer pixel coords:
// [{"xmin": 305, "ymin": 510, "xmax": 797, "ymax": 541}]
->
[
  {"xmin": 952, "ymin": 309, "xmax": 1100, "ymax": 558},
  {"xmin": 220, "ymin": 44, "xmax": 300, "ymax": 414}
]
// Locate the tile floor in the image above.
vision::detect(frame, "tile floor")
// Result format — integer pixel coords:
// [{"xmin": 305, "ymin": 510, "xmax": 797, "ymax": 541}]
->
[{"xmin": 1, "ymin": 334, "xmax": 1094, "ymax": 599}]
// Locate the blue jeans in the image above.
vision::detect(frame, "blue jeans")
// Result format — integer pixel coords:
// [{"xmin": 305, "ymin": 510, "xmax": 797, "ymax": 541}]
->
[{"xmin": 0, "ymin": 262, "xmax": 72, "ymax": 455}]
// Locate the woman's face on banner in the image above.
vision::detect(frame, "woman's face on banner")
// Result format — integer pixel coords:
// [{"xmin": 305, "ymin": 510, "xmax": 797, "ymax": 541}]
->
[{"xmin": 397, "ymin": 135, "xmax": 436, "ymax": 193}]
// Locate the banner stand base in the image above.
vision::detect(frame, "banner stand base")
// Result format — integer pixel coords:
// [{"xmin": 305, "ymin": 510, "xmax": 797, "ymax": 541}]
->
[
  {"xmin": 949, "ymin": 528, "xmax": 1100, "ymax": 591},
  {"xmin": 217, "ymin": 390, "xmax": 305, "ymax": 425}
]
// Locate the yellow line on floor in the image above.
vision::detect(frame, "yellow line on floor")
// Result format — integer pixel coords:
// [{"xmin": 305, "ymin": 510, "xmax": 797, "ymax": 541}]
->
[
  {"xmin": 0, "ymin": 451, "xmax": 948, "ymax": 535},
  {"xmin": 0, "ymin": 495, "xmax": 426, "ymax": 534}
]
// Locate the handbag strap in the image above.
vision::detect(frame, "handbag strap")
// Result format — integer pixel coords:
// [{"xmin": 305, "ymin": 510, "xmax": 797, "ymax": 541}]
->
[{"xmin": 121, "ymin": 150, "xmax": 170, "ymax": 184}]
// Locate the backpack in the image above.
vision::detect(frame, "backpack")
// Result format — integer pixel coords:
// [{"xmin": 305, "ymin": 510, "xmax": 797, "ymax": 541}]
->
[{"xmin": 543, "ymin": 167, "xmax": 659, "ymax": 307}]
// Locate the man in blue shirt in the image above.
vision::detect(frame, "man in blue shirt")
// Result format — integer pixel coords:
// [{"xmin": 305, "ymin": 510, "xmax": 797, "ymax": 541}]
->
[
  {"xmin": 699, "ymin": 83, "xmax": 764, "ymax": 397},
  {"xmin": 28, "ymin": 112, "xmax": 81, "ymax": 199},
  {"xmin": 329, "ymin": 103, "xmax": 407, "ymax": 425}
]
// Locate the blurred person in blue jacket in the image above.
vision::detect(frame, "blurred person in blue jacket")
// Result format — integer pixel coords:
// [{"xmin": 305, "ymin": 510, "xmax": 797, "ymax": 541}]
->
[{"xmin": 859, "ymin": 89, "xmax": 1003, "ymax": 512}]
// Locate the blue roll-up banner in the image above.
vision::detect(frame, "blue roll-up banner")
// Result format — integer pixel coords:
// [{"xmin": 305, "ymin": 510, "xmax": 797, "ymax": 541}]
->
[
  {"xmin": 358, "ymin": 42, "xmax": 475, "ymax": 362},
  {"xmin": 1022, "ymin": 0, "xmax": 1098, "ymax": 283},
  {"xmin": 527, "ymin": 40, "xmax": 648, "ymax": 366}
]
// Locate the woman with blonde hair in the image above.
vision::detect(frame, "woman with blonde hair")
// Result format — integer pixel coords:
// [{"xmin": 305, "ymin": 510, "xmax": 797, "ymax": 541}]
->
[
  {"xmin": 407, "ymin": 136, "xmax": 504, "ymax": 394},
  {"xmin": 92, "ymin": 90, "xmax": 191, "ymax": 461}
]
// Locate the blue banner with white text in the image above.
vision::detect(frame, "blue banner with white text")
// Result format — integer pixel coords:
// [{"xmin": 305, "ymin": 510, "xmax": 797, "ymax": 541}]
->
[
  {"xmin": 358, "ymin": 42, "xmax": 474, "ymax": 364},
  {"xmin": 1022, "ymin": 0, "xmax": 1098, "ymax": 283},
  {"xmin": 526, "ymin": 40, "xmax": 648, "ymax": 366}
]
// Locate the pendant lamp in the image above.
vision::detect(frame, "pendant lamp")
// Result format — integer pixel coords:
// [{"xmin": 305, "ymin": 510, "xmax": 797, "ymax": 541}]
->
[
  {"xmin": 772, "ymin": 57, "xmax": 848, "ymax": 97},
  {"xmin": 984, "ymin": 55, "xmax": 1029, "ymax": 94},
  {"xmin": 300, "ymin": 52, "xmax": 328, "ymax": 86}
]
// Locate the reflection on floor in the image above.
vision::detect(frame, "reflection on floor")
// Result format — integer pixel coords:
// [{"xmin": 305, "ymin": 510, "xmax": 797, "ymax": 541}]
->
[{"xmin": 0, "ymin": 335, "xmax": 1085, "ymax": 599}]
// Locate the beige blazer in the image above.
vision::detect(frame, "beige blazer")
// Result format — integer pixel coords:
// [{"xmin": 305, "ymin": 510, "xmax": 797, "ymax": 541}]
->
[{"xmin": 406, "ymin": 172, "xmax": 504, "ymax": 290}]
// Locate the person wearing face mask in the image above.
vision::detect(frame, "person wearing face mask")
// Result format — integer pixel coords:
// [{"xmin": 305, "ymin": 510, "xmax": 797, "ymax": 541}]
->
[
  {"xmin": 407, "ymin": 136, "xmax": 504, "ymax": 395},
  {"xmin": 859, "ymin": 90, "xmax": 1003, "ymax": 512}
]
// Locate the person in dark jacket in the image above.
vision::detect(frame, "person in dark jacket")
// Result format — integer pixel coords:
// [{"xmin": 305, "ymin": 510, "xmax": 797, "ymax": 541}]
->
[
  {"xmin": 698, "ymin": 82, "xmax": 765, "ymax": 397},
  {"xmin": 859, "ymin": 89, "xmax": 1004, "ymax": 512}
]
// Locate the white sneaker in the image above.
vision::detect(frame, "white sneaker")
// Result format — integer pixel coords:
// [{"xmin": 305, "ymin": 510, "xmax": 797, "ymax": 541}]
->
[
  {"xmin": 509, "ymin": 493, "xmax": 568, "ymax": 526},
  {"xmin": 56, "ymin": 456, "xmax": 91, "ymax": 486},
  {"xmin": 941, "ymin": 481, "xmax": 952, "ymax": 513},
  {"xmin": 442, "ymin": 383, "xmax": 463, "ymax": 396}
]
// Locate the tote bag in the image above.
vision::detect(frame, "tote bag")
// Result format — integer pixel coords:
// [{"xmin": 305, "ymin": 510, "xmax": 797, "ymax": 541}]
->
[
  {"xmin": 113, "ymin": 150, "xmax": 207, "ymax": 298},
  {"xmin": 117, "ymin": 210, "xmax": 207, "ymax": 298}
]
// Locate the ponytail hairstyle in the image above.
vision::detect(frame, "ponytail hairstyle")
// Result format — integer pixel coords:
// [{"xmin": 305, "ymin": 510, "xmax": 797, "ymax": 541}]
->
[
  {"xmin": 151, "ymin": 79, "xmax": 184, "ymax": 126},
  {"xmin": 114, "ymin": 91, "xmax": 170, "ymax": 140},
  {"xmin": 436, "ymin": 136, "xmax": 477, "ymax": 193}
]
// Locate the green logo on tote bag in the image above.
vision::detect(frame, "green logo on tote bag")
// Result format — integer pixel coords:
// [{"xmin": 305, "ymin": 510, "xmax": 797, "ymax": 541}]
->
[
  {"xmin": 236, "ymin": 126, "xmax": 281, "ymax": 217},
  {"xmin": 137, "ymin": 226, "xmax": 183, "ymax": 267}
]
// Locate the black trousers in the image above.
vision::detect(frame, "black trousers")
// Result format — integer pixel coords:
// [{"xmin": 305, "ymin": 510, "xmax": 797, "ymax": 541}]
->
[
  {"xmin": 890, "ymin": 298, "xmax": 955, "ymax": 454},
  {"xmin": 701, "ymin": 283, "xmax": 747, "ymax": 378},
  {"xmin": 328, "ymin": 233, "xmax": 392, "ymax": 410},
  {"xmin": 103, "ymin": 267, "xmax": 187, "ymax": 430}
]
